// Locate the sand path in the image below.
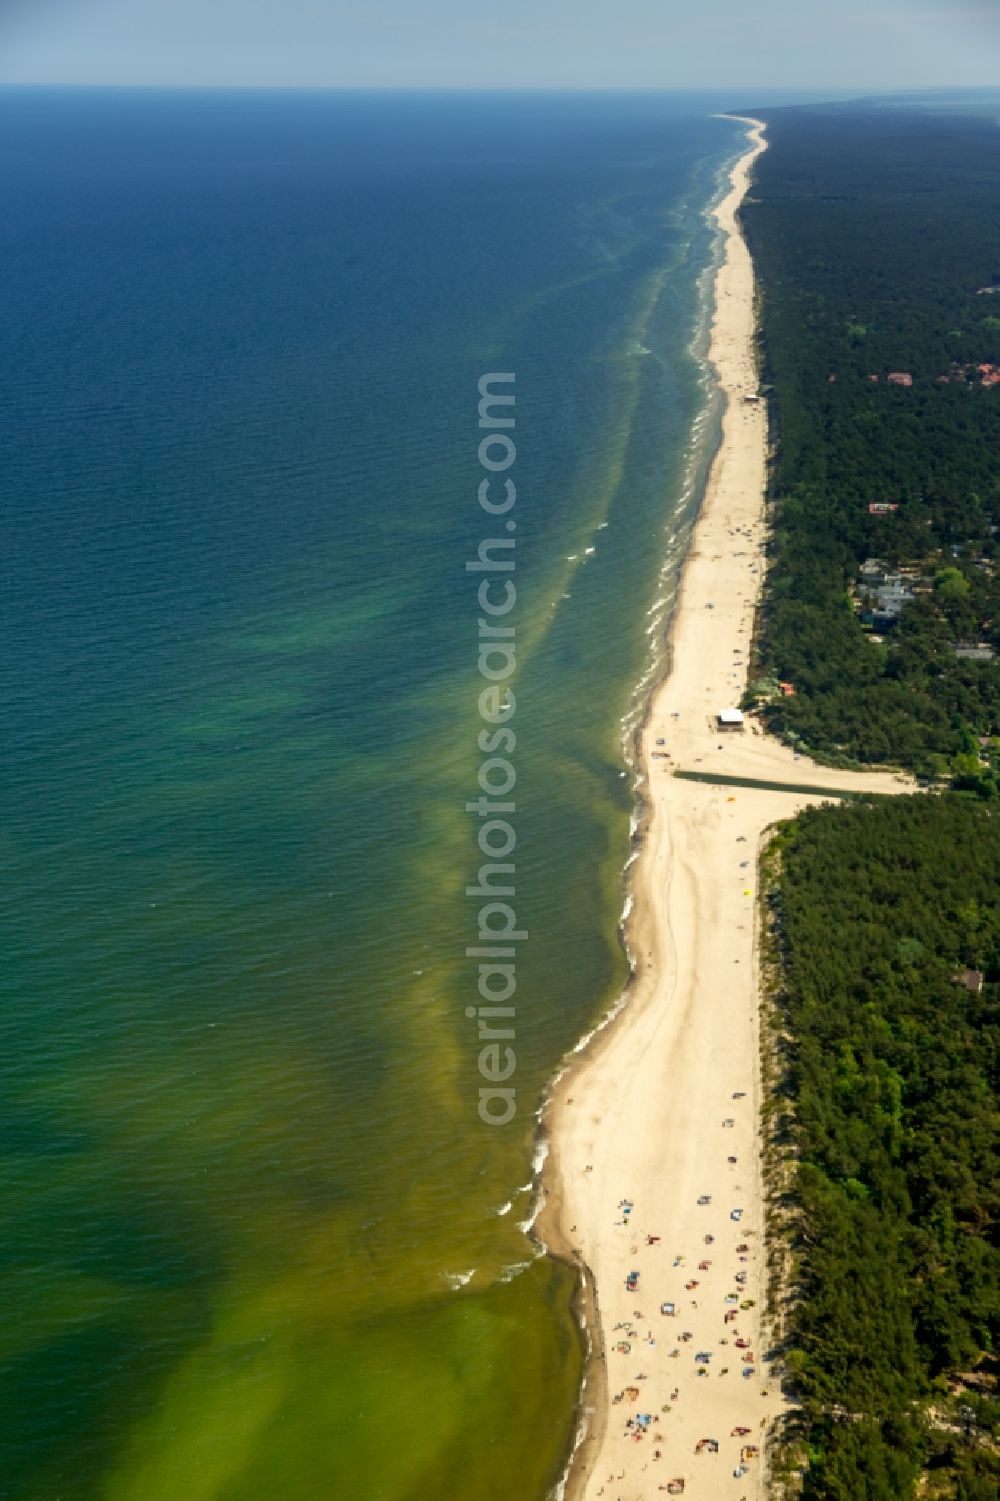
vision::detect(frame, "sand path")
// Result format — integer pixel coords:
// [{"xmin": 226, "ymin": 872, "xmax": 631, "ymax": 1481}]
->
[{"xmin": 539, "ymin": 120, "xmax": 910, "ymax": 1501}]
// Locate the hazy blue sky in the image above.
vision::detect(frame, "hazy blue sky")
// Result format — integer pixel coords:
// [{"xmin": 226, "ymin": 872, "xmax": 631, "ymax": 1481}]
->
[{"xmin": 1, "ymin": 0, "xmax": 998, "ymax": 89}]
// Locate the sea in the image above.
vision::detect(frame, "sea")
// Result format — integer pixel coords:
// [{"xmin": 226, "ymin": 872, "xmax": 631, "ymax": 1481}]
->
[{"xmin": 1, "ymin": 88, "xmax": 747, "ymax": 1501}]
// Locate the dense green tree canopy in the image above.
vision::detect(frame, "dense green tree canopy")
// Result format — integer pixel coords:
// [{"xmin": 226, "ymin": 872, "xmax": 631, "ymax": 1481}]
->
[
  {"xmin": 766, "ymin": 797, "xmax": 999, "ymax": 1498},
  {"xmin": 745, "ymin": 103, "xmax": 1000, "ymax": 1497},
  {"xmin": 743, "ymin": 106, "xmax": 1000, "ymax": 787}
]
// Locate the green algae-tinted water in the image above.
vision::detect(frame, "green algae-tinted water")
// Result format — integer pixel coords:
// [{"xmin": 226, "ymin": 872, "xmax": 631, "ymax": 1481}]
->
[{"xmin": 0, "ymin": 88, "xmax": 744, "ymax": 1499}]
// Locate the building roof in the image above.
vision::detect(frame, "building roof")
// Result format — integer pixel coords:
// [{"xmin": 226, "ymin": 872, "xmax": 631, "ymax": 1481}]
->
[
  {"xmin": 954, "ymin": 643, "xmax": 995, "ymax": 660},
  {"xmin": 718, "ymin": 708, "xmax": 744, "ymax": 725}
]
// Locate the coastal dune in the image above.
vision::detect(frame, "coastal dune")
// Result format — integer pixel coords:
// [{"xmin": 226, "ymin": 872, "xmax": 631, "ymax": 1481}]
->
[{"xmin": 539, "ymin": 120, "xmax": 908, "ymax": 1501}]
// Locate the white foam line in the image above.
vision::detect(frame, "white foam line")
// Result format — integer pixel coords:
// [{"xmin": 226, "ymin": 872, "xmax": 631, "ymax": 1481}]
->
[
  {"xmin": 541, "ymin": 150, "xmax": 741, "ymax": 1501},
  {"xmin": 443, "ymin": 1268, "xmax": 476, "ymax": 1290}
]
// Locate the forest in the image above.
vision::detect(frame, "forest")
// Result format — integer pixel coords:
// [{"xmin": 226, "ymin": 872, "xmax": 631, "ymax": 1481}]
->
[
  {"xmin": 741, "ymin": 105, "xmax": 1000, "ymax": 788},
  {"xmin": 743, "ymin": 102, "xmax": 1000, "ymax": 1499},
  {"xmin": 764, "ymin": 797, "xmax": 999, "ymax": 1500}
]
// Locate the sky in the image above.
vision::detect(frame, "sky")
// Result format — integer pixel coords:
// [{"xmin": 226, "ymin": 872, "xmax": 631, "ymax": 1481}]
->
[{"xmin": 0, "ymin": 0, "xmax": 998, "ymax": 90}]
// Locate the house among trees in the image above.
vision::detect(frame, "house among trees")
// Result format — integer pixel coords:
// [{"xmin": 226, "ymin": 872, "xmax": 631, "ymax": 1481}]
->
[
  {"xmin": 888, "ymin": 371, "xmax": 913, "ymax": 386},
  {"xmin": 951, "ymin": 968, "xmax": 984, "ymax": 994},
  {"xmin": 868, "ymin": 502, "xmax": 899, "ymax": 515},
  {"xmin": 857, "ymin": 566, "xmax": 920, "ymax": 627},
  {"xmin": 954, "ymin": 641, "xmax": 995, "ymax": 661},
  {"xmin": 872, "ymin": 583, "xmax": 914, "ymax": 620},
  {"xmin": 859, "ymin": 557, "xmax": 889, "ymax": 583},
  {"xmin": 937, "ymin": 360, "xmax": 1000, "ymax": 386}
]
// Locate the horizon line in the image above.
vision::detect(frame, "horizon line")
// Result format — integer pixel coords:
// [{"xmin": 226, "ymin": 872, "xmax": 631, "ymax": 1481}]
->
[{"xmin": 1, "ymin": 81, "xmax": 998, "ymax": 95}]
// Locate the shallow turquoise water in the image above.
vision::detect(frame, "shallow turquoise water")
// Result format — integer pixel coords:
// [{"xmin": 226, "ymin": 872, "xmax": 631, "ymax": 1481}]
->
[{"xmin": 0, "ymin": 88, "xmax": 743, "ymax": 1499}]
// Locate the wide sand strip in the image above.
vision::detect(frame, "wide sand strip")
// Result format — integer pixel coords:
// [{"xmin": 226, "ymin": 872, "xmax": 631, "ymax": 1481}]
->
[{"xmin": 539, "ymin": 120, "xmax": 909, "ymax": 1501}]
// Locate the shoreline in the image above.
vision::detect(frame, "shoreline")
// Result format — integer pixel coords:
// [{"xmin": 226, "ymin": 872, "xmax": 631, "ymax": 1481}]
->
[
  {"xmin": 538, "ymin": 116, "xmax": 908, "ymax": 1501},
  {"xmin": 537, "ymin": 117, "xmax": 771, "ymax": 1501}
]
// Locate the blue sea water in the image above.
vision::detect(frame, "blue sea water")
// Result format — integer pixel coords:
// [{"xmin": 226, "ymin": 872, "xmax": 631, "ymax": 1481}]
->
[{"xmin": 0, "ymin": 88, "xmax": 746, "ymax": 1500}]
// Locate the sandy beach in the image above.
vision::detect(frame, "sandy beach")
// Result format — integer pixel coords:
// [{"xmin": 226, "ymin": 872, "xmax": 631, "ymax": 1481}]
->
[{"xmin": 539, "ymin": 119, "xmax": 909, "ymax": 1501}]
